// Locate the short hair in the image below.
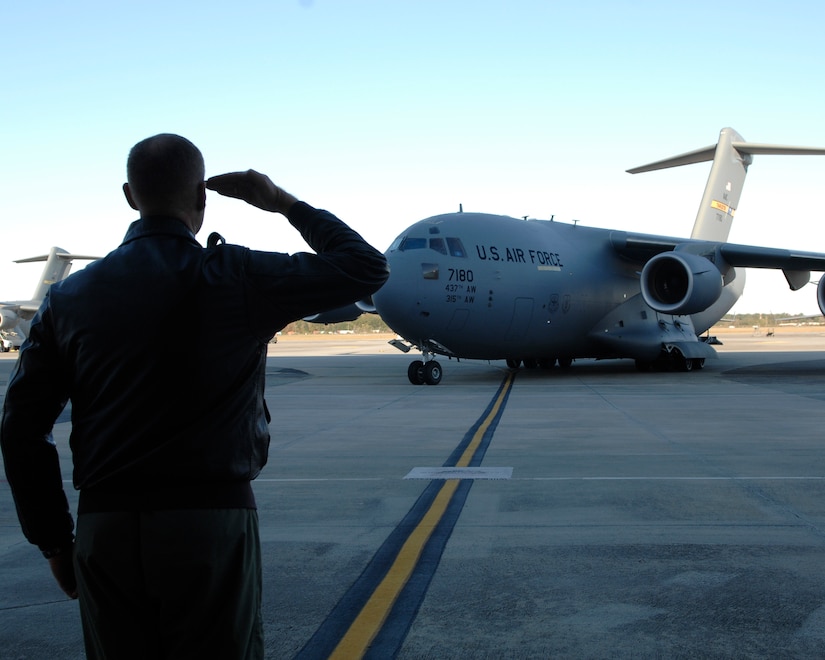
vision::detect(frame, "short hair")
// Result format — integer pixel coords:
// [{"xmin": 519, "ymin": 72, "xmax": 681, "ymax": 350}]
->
[{"xmin": 126, "ymin": 134, "xmax": 205, "ymax": 208}]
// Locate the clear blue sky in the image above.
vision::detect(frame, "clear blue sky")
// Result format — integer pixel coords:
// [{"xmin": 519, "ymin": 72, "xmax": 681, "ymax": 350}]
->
[{"xmin": 3, "ymin": 0, "xmax": 825, "ymax": 314}]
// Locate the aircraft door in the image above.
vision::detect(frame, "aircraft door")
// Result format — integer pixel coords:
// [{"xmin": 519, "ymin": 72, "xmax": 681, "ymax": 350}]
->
[
  {"xmin": 447, "ymin": 308, "xmax": 470, "ymax": 332},
  {"xmin": 505, "ymin": 297, "xmax": 534, "ymax": 341}
]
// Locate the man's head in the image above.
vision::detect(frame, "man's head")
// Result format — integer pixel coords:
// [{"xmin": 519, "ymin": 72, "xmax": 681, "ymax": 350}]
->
[{"xmin": 123, "ymin": 134, "xmax": 206, "ymax": 234}]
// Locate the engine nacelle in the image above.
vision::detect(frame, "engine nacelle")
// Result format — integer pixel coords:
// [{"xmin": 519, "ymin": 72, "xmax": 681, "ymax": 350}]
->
[
  {"xmin": 355, "ymin": 297, "xmax": 377, "ymax": 314},
  {"xmin": 640, "ymin": 252, "xmax": 723, "ymax": 315},
  {"xmin": 817, "ymin": 277, "xmax": 825, "ymax": 317},
  {"xmin": 304, "ymin": 296, "xmax": 377, "ymax": 323},
  {"xmin": 303, "ymin": 303, "xmax": 363, "ymax": 324},
  {"xmin": 0, "ymin": 309, "xmax": 19, "ymax": 330}
]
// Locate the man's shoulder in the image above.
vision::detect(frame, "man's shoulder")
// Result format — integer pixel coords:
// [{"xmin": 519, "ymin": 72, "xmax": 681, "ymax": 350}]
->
[{"xmin": 204, "ymin": 240, "xmax": 250, "ymax": 266}]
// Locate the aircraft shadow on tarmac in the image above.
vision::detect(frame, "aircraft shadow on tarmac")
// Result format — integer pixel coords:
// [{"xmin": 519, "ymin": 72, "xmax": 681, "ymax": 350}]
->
[
  {"xmin": 721, "ymin": 359, "xmax": 825, "ymax": 402},
  {"xmin": 265, "ymin": 367, "xmax": 311, "ymax": 386}
]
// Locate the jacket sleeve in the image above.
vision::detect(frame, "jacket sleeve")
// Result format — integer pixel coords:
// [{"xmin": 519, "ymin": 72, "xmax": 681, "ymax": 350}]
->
[
  {"xmin": 244, "ymin": 202, "xmax": 390, "ymax": 330},
  {"xmin": 0, "ymin": 300, "xmax": 74, "ymax": 552}
]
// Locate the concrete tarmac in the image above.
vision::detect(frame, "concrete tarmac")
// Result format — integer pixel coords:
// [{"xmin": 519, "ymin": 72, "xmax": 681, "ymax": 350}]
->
[{"xmin": 3, "ymin": 330, "xmax": 825, "ymax": 658}]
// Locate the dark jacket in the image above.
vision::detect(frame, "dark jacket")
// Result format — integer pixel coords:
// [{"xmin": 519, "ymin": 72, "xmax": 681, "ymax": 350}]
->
[{"xmin": 0, "ymin": 202, "xmax": 389, "ymax": 551}]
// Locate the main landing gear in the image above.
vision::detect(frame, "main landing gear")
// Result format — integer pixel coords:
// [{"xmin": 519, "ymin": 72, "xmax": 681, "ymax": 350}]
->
[
  {"xmin": 635, "ymin": 348, "xmax": 705, "ymax": 372},
  {"xmin": 407, "ymin": 350, "xmax": 443, "ymax": 385}
]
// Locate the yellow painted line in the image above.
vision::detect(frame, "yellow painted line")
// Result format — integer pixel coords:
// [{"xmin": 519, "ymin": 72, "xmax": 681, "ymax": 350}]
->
[
  {"xmin": 330, "ymin": 372, "xmax": 516, "ymax": 658},
  {"xmin": 456, "ymin": 372, "xmax": 514, "ymax": 468},
  {"xmin": 329, "ymin": 478, "xmax": 460, "ymax": 659}
]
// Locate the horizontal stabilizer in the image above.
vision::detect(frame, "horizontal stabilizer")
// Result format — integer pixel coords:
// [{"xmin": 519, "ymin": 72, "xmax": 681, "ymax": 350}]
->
[
  {"xmin": 730, "ymin": 143, "xmax": 825, "ymax": 157},
  {"xmin": 627, "ymin": 141, "xmax": 825, "ymax": 174},
  {"xmin": 626, "ymin": 145, "xmax": 716, "ymax": 173},
  {"xmin": 14, "ymin": 252, "xmax": 101, "ymax": 264}
]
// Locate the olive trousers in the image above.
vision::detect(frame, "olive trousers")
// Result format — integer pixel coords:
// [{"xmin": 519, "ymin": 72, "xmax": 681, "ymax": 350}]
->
[{"xmin": 74, "ymin": 509, "xmax": 263, "ymax": 660}]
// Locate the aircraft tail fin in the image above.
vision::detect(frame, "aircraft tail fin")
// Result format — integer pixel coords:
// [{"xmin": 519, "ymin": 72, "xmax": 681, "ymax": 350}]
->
[
  {"xmin": 15, "ymin": 247, "xmax": 100, "ymax": 304},
  {"xmin": 628, "ymin": 127, "xmax": 825, "ymax": 243}
]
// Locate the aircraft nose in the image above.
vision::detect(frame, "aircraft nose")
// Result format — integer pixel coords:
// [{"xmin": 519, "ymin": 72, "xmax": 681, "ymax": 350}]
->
[
  {"xmin": 373, "ymin": 262, "xmax": 431, "ymax": 336},
  {"xmin": 373, "ymin": 276, "xmax": 406, "ymax": 322}
]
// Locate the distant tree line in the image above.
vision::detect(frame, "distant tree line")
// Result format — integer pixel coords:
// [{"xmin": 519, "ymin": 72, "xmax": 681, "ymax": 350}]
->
[
  {"xmin": 279, "ymin": 311, "xmax": 823, "ymax": 336},
  {"xmin": 282, "ymin": 314, "xmax": 392, "ymax": 335},
  {"xmin": 715, "ymin": 312, "xmax": 824, "ymax": 328}
]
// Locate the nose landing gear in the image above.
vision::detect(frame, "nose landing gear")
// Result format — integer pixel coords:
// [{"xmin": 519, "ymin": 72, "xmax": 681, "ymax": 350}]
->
[
  {"xmin": 407, "ymin": 352, "xmax": 443, "ymax": 385},
  {"xmin": 388, "ymin": 339, "xmax": 445, "ymax": 385}
]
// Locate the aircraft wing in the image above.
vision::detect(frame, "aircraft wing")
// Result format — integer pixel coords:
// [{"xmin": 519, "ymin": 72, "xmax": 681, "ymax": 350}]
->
[
  {"xmin": 609, "ymin": 232, "xmax": 689, "ymax": 261},
  {"xmin": 611, "ymin": 232, "xmax": 825, "ymax": 286},
  {"xmin": 0, "ymin": 302, "xmax": 40, "ymax": 313},
  {"xmin": 715, "ymin": 243, "xmax": 825, "ymax": 272},
  {"xmin": 0, "ymin": 300, "xmax": 41, "ymax": 331}
]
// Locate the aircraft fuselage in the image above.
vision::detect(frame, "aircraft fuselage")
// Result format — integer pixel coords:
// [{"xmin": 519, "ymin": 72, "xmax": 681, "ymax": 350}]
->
[{"xmin": 374, "ymin": 212, "xmax": 659, "ymax": 363}]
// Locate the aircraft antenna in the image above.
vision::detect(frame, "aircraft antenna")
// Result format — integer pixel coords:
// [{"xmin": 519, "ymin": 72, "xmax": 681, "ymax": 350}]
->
[{"xmin": 459, "ymin": 203, "xmax": 463, "ymax": 213}]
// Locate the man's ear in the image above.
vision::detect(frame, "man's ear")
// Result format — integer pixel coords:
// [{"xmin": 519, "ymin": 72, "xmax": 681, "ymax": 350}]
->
[
  {"xmin": 196, "ymin": 181, "xmax": 206, "ymax": 211},
  {"xmin": 123, "ymin": 183, "xmax": 139, "ymax": 210}
]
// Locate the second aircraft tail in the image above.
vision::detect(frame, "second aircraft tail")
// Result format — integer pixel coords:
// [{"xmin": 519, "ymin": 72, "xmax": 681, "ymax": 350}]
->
[{"xmin": 14, "ymin": 247, "xmax": 100, "ymax": 304}]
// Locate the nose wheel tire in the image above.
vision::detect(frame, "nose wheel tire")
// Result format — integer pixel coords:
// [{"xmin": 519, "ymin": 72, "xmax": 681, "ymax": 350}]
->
[
  {"xmin": 423, "ymin": 361, "xmax": 442, "ymax": 385},
  {"xmin": 408, "ymin": 360, "xmax": 425, "ymax": 385},
  {"xmin": 407, "ymin": 360, "xmax": 443, "ymax": 385}
]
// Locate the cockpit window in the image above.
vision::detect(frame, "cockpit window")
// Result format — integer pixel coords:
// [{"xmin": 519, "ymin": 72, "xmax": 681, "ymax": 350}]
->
[
  {"xmin": 447, "ymin": 237, "xmax": 466, "ymax": 257},
  {"xmin": 429, "ymin": 237, "xmax": 447, "ymax": 254},
  {"xmin": 398, "ymin": 236, "xmax": 427, "ymax": 251},
  {"xmin": 388, "ymin": 235, "xmax": 467, "ymax": 258}
]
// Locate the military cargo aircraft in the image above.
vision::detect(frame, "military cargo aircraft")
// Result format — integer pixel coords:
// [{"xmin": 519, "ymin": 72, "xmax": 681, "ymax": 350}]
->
[
  {"xmin": 0, "ymin": 247, "xmax": 98, "ymax": 339},
  {"xmin": 321, "ymin": 128, "xmax": 825, "ymax": 384}
]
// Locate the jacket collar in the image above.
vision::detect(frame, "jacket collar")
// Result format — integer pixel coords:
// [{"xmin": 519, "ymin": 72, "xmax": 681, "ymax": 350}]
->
[{"xmin": 121, "ymin": 216, "xmax": 201, "ymax": 247}]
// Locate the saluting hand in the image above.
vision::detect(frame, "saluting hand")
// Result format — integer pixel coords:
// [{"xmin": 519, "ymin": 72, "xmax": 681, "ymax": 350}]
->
[{"xmin": 206, "ymin": 170, "xmax": 298, "ymax": 215}]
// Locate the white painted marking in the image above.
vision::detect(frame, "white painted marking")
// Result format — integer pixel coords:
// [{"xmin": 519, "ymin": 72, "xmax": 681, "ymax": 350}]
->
[
  {"xmin": 404, "ymin": 467, "xmax": 513, "ymax": 480},
  {"xmin": 524, "ymin": 476, "xmax": 825, "ymax": 481}
]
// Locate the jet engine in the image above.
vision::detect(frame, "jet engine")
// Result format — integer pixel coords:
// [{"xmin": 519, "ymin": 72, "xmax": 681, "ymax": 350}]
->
[
  {"xmin": 303, "ymin": 296, "xmax": 377, "ymax": 323},
  {"xmin": 640, "ymin": 252, "xmax": 723, "ymax": 315},
  {"xmin": 817, "ymin": 276, "xmax": 825, "ymax": 317},
  {"xmin": 303, "ymin": 303, "xmax": 362, "ymax": 324},
  {"xmin": 0, "ymin": 309, "xmax": 19, "ymax": 330},
  {"xmin": 355, "ymin": 297, "xmax": 377, "ymax": 314}
]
